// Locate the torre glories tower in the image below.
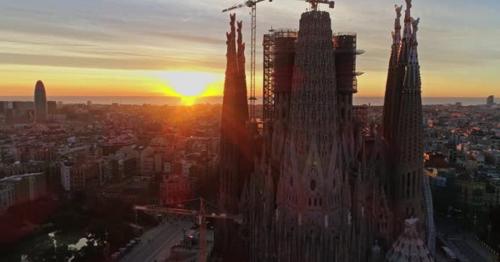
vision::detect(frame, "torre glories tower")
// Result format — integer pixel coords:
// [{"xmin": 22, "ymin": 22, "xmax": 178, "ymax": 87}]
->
[{"xmin": 34, "ymin": 80, "xmax": 48, "ymax": 123}]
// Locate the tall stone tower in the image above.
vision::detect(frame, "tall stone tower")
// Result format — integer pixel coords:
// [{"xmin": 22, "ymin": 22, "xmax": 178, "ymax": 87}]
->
[
  {"xmin": 217, "ymin": 14, "xmax": 253, "ymax": 259},
  {"xmin": 34, "ymin": 80, "xmax": 48, "ymax": 123},
  {"xmin": 274, "ymin": 10, "xmax": 348, "ymax": 261},
  {"xmin": 383, "ymin": 4, "xmax": 403, "ymax": 144},
  {"xmin": 219, "ymin": 14, "xmax": 251, "ymax": 215},
  {"xmin": 240, "ymin": 0, "xmax": 435, "ymax": 260},
  {"xmin": 383, "ymin": 0, "xmax": 425, "ymax": 234}
]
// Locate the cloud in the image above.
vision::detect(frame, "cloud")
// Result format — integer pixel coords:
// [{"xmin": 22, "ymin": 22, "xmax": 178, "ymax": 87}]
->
[
  {"xmin": 0, "ymin": 0, "xmax": 499, "ymax": 96},
  {"xmin": 0, "ymin": 52, "xmax": 225, "ymax": 71}
]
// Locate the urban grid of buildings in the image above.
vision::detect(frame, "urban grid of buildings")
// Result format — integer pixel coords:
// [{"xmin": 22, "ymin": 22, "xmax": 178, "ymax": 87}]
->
[{"xmin": 0, "ymin": 0, "xmax": 499, "ymax": 261}]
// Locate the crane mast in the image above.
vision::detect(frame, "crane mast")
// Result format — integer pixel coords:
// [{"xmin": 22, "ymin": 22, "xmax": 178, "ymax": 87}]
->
[
  {"xmin": 134, "ymin": 198, "xmax": 241, "ymax": 262},
  {"xmin": 222, "ymin": 0, "xmax": 271, "ymax": 121},
  {"xmin": 250, "ymin": 3, "xmax": 257, "ymax": 121},
  {"xmin": 305, "ymin": 0, "xmax": 335, "ymax": 11},
  {"xmin": 222, "ymin": 0, "xmax": 334, "ymax": 122}
]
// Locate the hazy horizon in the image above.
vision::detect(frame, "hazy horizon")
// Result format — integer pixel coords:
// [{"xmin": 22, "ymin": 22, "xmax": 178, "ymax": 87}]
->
[
  {"xmin": 0, "ymin": 95, "xmax": 494, "ymax": 98},
  {"xmin": 0, "ymin": 95, "xmax": 492, "ymax": 106},
  {"xmin": 0, "ymin": 0, "xmax": 499, "ymax": 99}
]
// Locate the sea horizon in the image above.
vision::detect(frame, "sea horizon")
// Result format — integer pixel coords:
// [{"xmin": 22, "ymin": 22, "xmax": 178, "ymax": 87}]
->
[{"xmin": 0, "ymin": 96, "xmax": 493, "ymax": 106}]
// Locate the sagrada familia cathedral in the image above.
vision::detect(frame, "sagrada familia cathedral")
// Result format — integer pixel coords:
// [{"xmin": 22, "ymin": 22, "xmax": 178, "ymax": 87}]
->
[{"xmin": 216, "ymin": 0, "xmax": 436, "ymax": 261}]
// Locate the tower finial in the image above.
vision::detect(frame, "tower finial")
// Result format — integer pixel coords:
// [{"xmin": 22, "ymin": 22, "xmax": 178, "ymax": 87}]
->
[
  {"xmin": 237, "ymin": 20, "xmax": 243, "ymax": 48},
  {"xmin": 395, "ymin": 4, "xmax": 403, "ymax": 19},
  {"xmin": 393, "ymin": 5, "xmax": 403, "ymax": 44},
  {"xmin": 226, "ymin": 14, "xmax": 238, "ymax": 72},
  {"xmin": 412, "ymin": 17, "xmax": 420, "ymax": 35},
  {"xmin": 409, "ymin": 17, "xmax": 420, "ymax": 64},
  {"xmin": 306, "ymin": 0, "xmax": 335, "ymax": 11},
  {"xmin": 405, "ymin": 0, "xmax": 412, "ymax": 10},
  {"xmin": 230, "ymin": 13, "xmax": 236, "ymax": 30},
  {"xmin": 236, "ymin": 20, "xmax": 245, "ymax": 71},
  {"xmin": 403, "ymin": 0, "xmax": 413, "ymax": 39}
]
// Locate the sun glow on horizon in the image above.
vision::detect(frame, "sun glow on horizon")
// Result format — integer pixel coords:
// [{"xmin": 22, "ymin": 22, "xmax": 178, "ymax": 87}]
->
[{"xmin": 156, "ymin": 71, "xmax": 223, "ymax": 105}]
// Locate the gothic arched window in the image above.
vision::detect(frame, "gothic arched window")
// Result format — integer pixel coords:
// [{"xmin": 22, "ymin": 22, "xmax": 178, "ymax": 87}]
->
[{"xmin": 310, "ymin": 179, "xmax": 316, "ymax": 191}]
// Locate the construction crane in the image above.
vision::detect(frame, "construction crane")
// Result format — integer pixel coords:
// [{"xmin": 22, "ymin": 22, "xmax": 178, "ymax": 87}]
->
[
  {"xmin": 134, "ymin": 198, "xmax": 242, "ymax": 262},
  {"xmin": 304, "ymin": 0, "xmax": 335, "ymax": 10},
  {"xmin": 222, "ymin": 0, "xmax": 273, "ymax": 121}
]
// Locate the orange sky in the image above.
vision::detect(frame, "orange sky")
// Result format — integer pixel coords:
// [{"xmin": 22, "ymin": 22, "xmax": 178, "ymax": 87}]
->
[
  {"xmin": 1, "ymin": 65, "xmax": 496, "ymax": 99},
  {"xmin": 0, "ymin": 0, "xmax": 499, "ymax": 99}
]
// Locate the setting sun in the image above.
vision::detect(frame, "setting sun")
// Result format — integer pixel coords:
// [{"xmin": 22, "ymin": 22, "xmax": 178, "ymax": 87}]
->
[{"xmin": 157, "ymin": 71, "xmax": 223, "ymax": 105}]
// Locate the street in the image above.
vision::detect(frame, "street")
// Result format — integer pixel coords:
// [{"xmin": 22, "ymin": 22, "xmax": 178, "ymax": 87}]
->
[
  {"xmin": 439, "ymin": 233, "xmax": 496, "ymax": 262},
  {"xmin": 121, "ymin": 220, "xmax": 192, "ymax": 262},
  {"xmin": 437, "ymin": 217, "xmax": 497, "ymax": 262}
]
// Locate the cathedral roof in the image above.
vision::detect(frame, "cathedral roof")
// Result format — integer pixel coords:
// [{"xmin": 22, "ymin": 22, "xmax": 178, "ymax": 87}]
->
[{"xmin": 386, "ymin": 218, "xmax": 434, "ymax": 262}]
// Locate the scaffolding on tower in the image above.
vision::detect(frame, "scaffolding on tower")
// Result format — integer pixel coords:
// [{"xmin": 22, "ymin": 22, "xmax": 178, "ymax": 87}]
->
[
  {"xmin": 333, "ymin": 32, "xmax": 365, "ymax": 95},
  {"xmin": 262, "ymin": 32, "xmax": 274, "ymax": 124},
  {"xmin": 262, "ymin": 29, "xmax": 298, "ymax": 126}
]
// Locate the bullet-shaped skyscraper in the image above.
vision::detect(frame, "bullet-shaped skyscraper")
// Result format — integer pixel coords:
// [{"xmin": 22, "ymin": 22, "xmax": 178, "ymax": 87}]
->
[{"xmin": 34, "ymin": 80, "xmax": 48, "ymax": 123}]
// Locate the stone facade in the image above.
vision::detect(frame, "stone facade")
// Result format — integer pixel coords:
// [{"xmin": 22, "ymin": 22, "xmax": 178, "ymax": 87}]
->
[
  {"xmin": 216, "ymin": 14, "xmax": 254, "ymax": 260},
  {"xmin": 218, "ymin": 1, "xmax": 435, "ymax": 261}
]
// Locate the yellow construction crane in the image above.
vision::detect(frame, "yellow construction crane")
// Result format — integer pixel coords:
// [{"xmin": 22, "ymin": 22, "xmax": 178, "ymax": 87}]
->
[
  {"xmin": 222, "ymin": 0, "xmax": 273, "ymax": 121},
  {"xmin": 304, "ymin": 0, "xmax": 335, "ymax": 10},
  {"xmin": 134, "ymin": 198, "xmax": 241, "ymax": 262}
]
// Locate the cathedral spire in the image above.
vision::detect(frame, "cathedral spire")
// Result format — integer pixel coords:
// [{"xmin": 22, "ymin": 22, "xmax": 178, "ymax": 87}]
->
[
  {"xmin": 219, "ymin": 13, "xmax": 251, "ymax": 214},
  {"xmin": 225, "ymin": 14, "xmax": 237, "ymax": 76},
  {"xmin": 216, "ymin": 14, "xmax": 253, "ymax": 260},
  {"xmin": 403, "ymin": 0, "xmax": 413, "ymax": 40},
  {"xmin": 383, "ymin": 5, "xmax": 405, "ymax": 143},
  {"xmin": 398, "ymin": 0, "xmax": 413, "ymax": 66},
  {"xmin": 409, "ymin": 17, "xmax": 420, "ymax": 65},
  {"xmin": 227, "ymin": 14, "xmax": 236, "ymax": 52},
  {"xmin": 383, "ymin": 0, "xmax": 426, "ymax": 238},
  {"xmin": 402, "ymin": 16, "xmax": 421, "ymax": 93},
  {"xmin": 237, "ymin": 20, "xmax": 245, "ymax": 73},
  {"xmin": 392, "ymin": 5, "xmax": 403, "ymax": 45}
]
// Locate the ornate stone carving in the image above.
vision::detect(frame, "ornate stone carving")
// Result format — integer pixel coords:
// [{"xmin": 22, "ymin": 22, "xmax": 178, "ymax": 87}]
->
[
  {"xmin": 412, "ymin": 17, "xmax": 420, "ymax": 33},
  {"xmin": 405, "ymin": 0, "xmax": 412, "ymax": 9},
  {"xmin": 395, "ymin": 4, "xmax": 403, "ymax": 18}
]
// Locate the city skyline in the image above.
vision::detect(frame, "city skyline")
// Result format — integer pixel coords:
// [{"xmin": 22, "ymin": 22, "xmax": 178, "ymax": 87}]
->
[
  {"xmin": 0, "ymin": 0, "xmax": 499, "ymax": 100},
  {"xmin": 1, "ymin": 1, "xmax": 499, "ymax": 261}
]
